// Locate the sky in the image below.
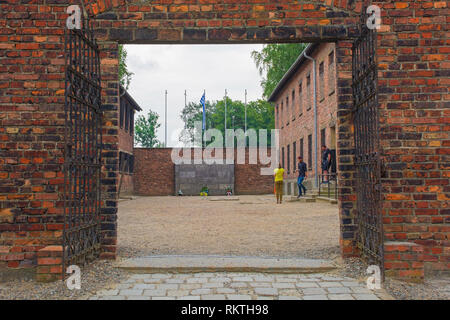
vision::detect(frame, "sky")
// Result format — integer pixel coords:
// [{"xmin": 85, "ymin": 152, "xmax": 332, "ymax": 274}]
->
[{"xmin": 125, "ymin": 44, "xmax": 264, "ymax": 147}]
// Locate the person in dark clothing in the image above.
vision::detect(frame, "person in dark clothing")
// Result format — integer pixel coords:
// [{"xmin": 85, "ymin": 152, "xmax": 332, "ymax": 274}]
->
[
  {"xmin": 295, "ymin": 156, "xmax": 307, "ymax": 198},
  {"xmin": 321, "ymin": 145, "xmax": 332, "ymax": 183}
]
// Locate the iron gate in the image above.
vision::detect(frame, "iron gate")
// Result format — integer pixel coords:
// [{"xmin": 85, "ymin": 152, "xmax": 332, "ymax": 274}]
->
[
  {"xmin": 352, "ymin": 6, "xmax": 384, "ymax": 276},
  {"xmin": 63, "ymin": 14, "xmax": 102, "ymax": 273}
]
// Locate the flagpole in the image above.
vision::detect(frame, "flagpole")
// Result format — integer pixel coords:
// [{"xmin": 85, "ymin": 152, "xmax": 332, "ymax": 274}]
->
[
  {"xmin": 244, "ymin": 89, "xmax": 247, "ymax": 147},
  {"xmin": 202, "ymin": 89, "xmax": 205, "ymax": 148},
  {"xmin": 244, "ymin": 89, "xmax": 247, "ymax": 132},
  {"xmin": 224, "ymin": 89, "xmax": 227, "ymax": 132},
  {"xmin": 165, "ymin": 89, "xmax": 167, "ymax": 147}
]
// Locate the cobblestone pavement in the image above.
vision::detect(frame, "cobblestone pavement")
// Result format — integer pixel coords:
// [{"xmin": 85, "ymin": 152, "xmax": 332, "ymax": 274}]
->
[{"xmin": 89, "ymin": 272, "xmax": 393, "ymax": 300}]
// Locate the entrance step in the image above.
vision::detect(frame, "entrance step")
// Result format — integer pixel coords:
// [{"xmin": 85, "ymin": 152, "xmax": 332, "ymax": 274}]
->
[
  {"xmin": 287, "ymin": 196, "xmax": 316, "ymax": 202},
  {"xmin": 316, "ymin": 196, "xmax": 338, "ymax": 204},
  {"xmin": 118, "ymin": 255, "xmax": 337, "ymax": 274},
  {"xmin": 208, "ymin": 196, "xmax": 240, "ymax": 201}
]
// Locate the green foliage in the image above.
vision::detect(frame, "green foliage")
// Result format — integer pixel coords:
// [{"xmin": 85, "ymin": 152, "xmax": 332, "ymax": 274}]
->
[
  {"xmin": 118, "ymin": 45, "xmax": 134, "ymax": 90},
  {"xmin": 251, "ymin": 43, "xmax": 308, "ymax": 98},
  {"xmin": 134, "ymin": 110, "xmax": 162, "ymax": 148},
  {"xmin": 179, "ymin": 98, "xmax": 274, "ymax": 146}
]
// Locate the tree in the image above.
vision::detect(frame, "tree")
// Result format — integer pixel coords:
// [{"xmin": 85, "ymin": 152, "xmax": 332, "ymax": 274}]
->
[
  {"xmin": 134, "ymin": 110, "xmax": 162, "ymax": 148},
  {"xmin": 251, "ymin": 43, "xmax": 308, "ymax": 98},
  {"xmin": 178, "ymin": 98, "xmax": 275, "ymax": 146},
  {"xmin": 118, "ymin": 45, "xmax": 134, "ymax": 90}
]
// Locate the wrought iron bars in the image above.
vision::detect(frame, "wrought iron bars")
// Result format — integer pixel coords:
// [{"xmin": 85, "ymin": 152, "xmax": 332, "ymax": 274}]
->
[
  {"xmin": 63, "ymin": 15, "xmax": 102, "ymax": 275},
  {"xmin": 352, "ymin": 5, "xmax": 384, "ymax": 278}
]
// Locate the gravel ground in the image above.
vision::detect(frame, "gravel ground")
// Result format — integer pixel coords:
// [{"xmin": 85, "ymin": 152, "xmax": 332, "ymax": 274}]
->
[
  {"xmin": 0, "ymin": 260, "xmax": 129, "ymax": 300},
  {"xmin": 332, "ymin": 257, "xmax": 450, "ymax": 300},
  {"xmin": 117, "ymin": 195, "xmax": 341, "ymax": 261}
]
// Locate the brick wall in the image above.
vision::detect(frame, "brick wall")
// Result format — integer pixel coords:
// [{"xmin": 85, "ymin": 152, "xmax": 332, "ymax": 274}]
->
[
  {"xmin": 133, "ymin": 148, "xmax": 273, "ymax": 196},
  {"xmin": 0, "ymin": 0, "xmax": 66, "ymax": 273},
  {"xmin": 376, "ymin": 0, "xmax": 450, "ymax": 275},
  {"xmin": 133, "ymin": 148, "xmax": 175, "ymax": 196}
]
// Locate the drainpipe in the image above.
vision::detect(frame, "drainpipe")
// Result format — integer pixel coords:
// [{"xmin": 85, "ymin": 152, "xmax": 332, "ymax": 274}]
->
[{"xmin": 303, "ymin": 51, "xmax": 318, "ymax": 188}]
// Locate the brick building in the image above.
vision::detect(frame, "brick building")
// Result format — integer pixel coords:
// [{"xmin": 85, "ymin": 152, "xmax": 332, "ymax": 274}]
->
[
  {"xmin": 0, "ymin": 0, "xmax": 448, "ymax": 281},
  {"xmin": 118, "ymin": 85, "xmax": 141, "ymax": 196},
  {"xmin": 269, "ymin": 43, "xmax": 338, "ymax": 192}
]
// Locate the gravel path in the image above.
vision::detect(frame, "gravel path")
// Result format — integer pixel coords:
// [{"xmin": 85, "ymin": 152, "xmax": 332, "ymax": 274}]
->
[
  {"xmin": 117, "ymin": 195, "xmax": 341, "ymax": 261},
  {"xmin": 0, "ymin": 260, "xmax": 129, "ymax": 300},
  {"xmin": 334, "ymin": 257, "xmax": 450, "ymax": 300}
]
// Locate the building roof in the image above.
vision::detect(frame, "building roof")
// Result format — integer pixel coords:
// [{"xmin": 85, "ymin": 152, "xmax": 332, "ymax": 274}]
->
[
  {"xmin": 119, "ymin": 85, "xmax": 143, "ymax": 111},
  {"xmin": 267, "ymin": 43, "xmax": 319, "ymax": 102}
]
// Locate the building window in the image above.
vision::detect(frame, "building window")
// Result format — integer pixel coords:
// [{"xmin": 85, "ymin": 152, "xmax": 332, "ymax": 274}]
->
[
  {"xmin": 306, "ymin": 74, "xmax": 311, "ymax": 110},
  {"xmin": 125, "ymin": 101, "xmax": 129, "ymax": 132},
  {"xmin": 308, "ymin": 134, "xmax": 312, "ymax": 170},
  {"xmin": 286, "ymin": 96, "xmax": 289, "ymax": 124},
  {"xmin": 300, "ymin": 138, "xmax": 304, "ymax": 159},
  {"xmin": 129, "ymin": 108, "xmax": 134, "ymax": 135},
  {"xmin": 292, "ymin": 141, "xmax": 296, "ymax": 173},
  {"xmin": 291, "ymin": 90, "xmax": 295, "ymax": 120},
  {"xmin": 120, "ymin": 99, "xmax": 125, "ymax": 128},
  {"xmin": 276, "ymin": 104, "xmax": 279, "ymax": 128},
  {"xmin": 287, "ymin": 144, "xmax": 290, "ymax": 174},
  {"xmin": 328, "ymin": 50, "xmax": 335, "ymax": 95},
  {"xmin": 298, "ymin": 82, "xmax": 302, "ymax": 116},
  {"xmin": 281, "ymin": 101, "xmax": 284, "ymax": 127},
  {"xmin": 321, "ymin": 128, "xmax": 326, "ymax": 149},
  {"xmin": 119, "ymin": 151, "xmax": 135, "ymax": 174},
  {"xmin": 281, "ymin": 147, "xmax": 285, "ymax": 169},
  {"xmin": 319, "ymin": 61, "xmax": 324, "ymax": 101}
]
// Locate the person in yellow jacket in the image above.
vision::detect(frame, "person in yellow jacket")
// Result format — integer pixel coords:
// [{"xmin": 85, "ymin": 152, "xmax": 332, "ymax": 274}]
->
[{"xmin": 274, "ymin": 163, "xmax": 285, "ymax": 204}]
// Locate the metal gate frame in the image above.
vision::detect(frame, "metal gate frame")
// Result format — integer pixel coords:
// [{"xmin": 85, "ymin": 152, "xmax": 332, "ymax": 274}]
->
[
  {"xmin": 63, "ymin": 13, "xmax": 102, "ymax": 274},
  {"xmin": 352, "ymin": 5, "xmax": 384, "ymax": 277}
]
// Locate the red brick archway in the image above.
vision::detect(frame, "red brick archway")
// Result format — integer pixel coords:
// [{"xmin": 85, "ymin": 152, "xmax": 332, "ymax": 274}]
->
[
  {"xmin": 0, "ymin": 0, "xmax": 448, "ymax": 282},
  {"xmin": 87, "ymin": 0, "xmax": 363, "ymax": 265}
]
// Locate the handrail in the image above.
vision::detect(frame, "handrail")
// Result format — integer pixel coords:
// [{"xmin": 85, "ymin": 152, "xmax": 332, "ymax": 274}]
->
[{"xmin": 318, "ymin": 173, "xmax": 338, "ymax": 200}]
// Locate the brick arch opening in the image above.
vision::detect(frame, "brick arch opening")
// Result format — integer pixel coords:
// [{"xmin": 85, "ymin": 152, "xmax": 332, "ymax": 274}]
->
[
  {"xmin": 3, "ymin": 0, "xmax": 443, "ymax": 282},
  {"xmin": 87, "ymin": 0, "xmax": 365, "ymax": 265}
]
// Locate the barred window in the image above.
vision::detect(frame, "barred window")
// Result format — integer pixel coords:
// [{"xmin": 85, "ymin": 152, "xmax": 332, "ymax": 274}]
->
[
  {"xmin": 298, "ymin": 82, "xmax": 302, "ymax": 116},
  {"xmin": 120, "ymin": 99, "xmax": 125, "ymax": 128},
  {"xmin": 308, "ymin": 134, "xmax": 312, "ymax": 170},
  {"xmin": 287, "ymin": 144, "xmax": 290, "ymax": 174},
  {"xmin": 124, "ymin": 101, "xmax": 129, "ymax": 132},
  {"xmin": 119, "ymin": 151, "xmax": 134, "ymax": 174},
  {"xmin": 306, "ymin": 74, "xmax": 311, "ymax": 110},
  {"xmin": 319, "ymin": 61, "xmax": 324, "ymax": 101},
  {"xmin": 328, "ymin": 50, "xmax": 335, "ymax": 95}
]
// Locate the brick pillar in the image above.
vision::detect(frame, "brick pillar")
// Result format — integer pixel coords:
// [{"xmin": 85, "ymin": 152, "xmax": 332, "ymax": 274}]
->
[
  {"xmin": 335, "ymin": 40, "xmax": 359, "ymax": 258},
  {"xmin": 384, "ymin": 242, "xmax": 425, "ymax": 282},
  {"xmin": 36, "ymin": 245, "xmax": 63, "ymax": 282},
  {"xmin": 96, "ymin": 40, "xmax": 120, "ymax": 260}
]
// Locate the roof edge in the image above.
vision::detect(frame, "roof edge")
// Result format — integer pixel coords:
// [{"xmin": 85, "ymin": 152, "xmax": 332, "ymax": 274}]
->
[
  {"xmin": 267, "ymin": 43, "xmax": 319, "ymax": 103},
  {"xmin": 119, "ymin": 84, "xmax": 143, "ymax": 111}
]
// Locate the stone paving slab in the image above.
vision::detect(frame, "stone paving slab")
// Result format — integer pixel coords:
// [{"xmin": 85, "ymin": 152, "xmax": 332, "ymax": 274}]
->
[
  {"xmin": 118, "ymin": 255, "xmax": 336, "ymax": 274},
  {"xmin": 91, "ymin": 272, "xmax": 393, "ymax": 300}
]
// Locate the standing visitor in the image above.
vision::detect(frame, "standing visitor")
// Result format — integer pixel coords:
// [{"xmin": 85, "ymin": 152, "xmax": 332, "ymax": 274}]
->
[
  {"xmin": 274, "ymin": 163, "xmax": 285, "ymax": 204},
  {"xmin": 295, "ymin": 156, "xmax": 307, "ymax": 198},
  {"xmin": 321, "ymin": 145, "xmax": 332, "ymax": 183}
]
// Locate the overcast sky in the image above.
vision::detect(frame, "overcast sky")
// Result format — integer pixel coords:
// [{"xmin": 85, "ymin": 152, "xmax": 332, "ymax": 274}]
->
[{"xmin": 125, "ymin": 44, "xmax": 264, "ymax": 147}]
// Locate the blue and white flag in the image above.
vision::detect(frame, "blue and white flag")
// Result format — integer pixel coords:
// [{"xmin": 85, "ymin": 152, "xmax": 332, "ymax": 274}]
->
[{"xmin": 200, "ymin": 92, "xmax": 206, "ymax": 130}]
